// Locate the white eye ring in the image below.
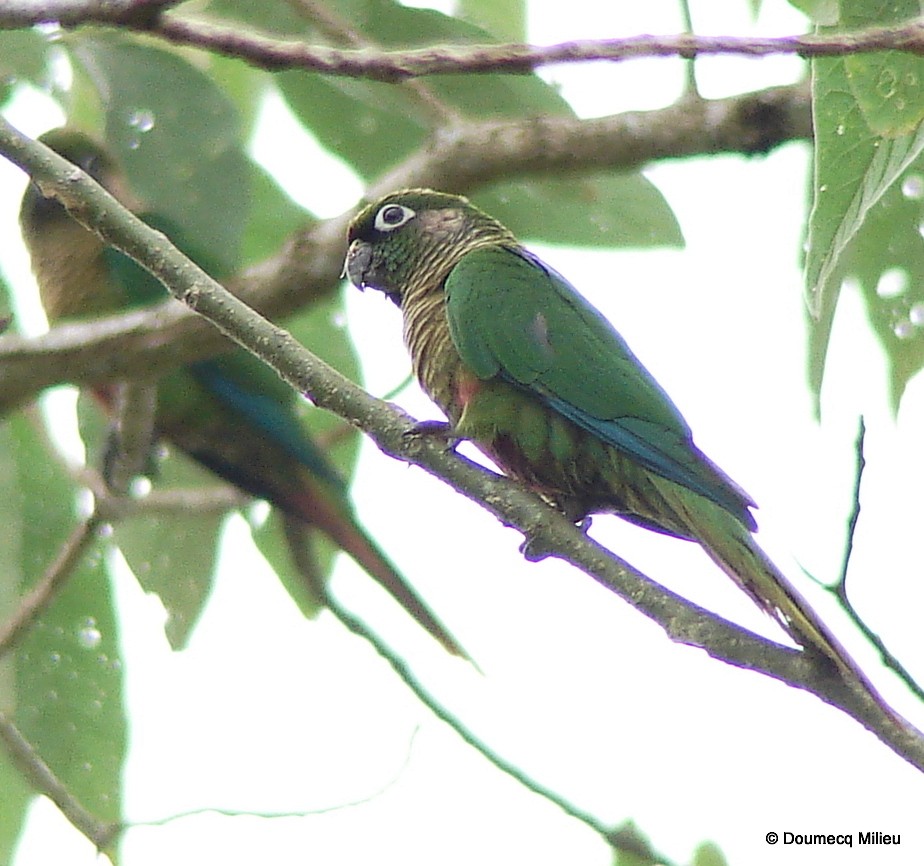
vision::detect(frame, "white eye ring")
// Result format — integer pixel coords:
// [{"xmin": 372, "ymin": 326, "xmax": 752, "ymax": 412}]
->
[{"xmin": 374, "ymin": 203, "xmax": 416, "ymax": 232}]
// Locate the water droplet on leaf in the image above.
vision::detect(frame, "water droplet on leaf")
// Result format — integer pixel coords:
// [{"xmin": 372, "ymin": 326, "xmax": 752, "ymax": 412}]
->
[{"xmin": 876, "ymin": 268, "xmax": 907, "ymax": 298}]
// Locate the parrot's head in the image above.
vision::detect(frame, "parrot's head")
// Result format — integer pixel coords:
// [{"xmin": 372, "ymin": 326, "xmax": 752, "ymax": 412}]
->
[
  {"xmin": 20, "ymin": 128, "xmax": 136, "ymax": 233},
  {"xmin": 344, "ymin": 188, "xmax": 514, "ymax": 306}
]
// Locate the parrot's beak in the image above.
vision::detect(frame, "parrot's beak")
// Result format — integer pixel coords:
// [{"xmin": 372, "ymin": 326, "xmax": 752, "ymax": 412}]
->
[{"xmin": 343, "ymin": 239, "xmax": 372, "ymax": 289}]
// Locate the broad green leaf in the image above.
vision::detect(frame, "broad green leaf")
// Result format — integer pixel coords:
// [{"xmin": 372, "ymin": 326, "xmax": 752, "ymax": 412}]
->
[
  {"xmin": 68, "ymin": 33, "xmax": 250, "ymax": 273},
  {"xmin": 786, "ymin": 0, "xmax": 837, "ymax": 23},
  {"xmin": 76, "ymin": 388, "xmax": 224, "ymax": 651},
  {"xmin": 0, "ymin": 750, "xmax": 32, "ymax": 865},
  {"xmin": 0, "ymin": 29, "xmax": 51, "ymax": 105},
  {"xmin": 112, "ymin": 451, "xmax": 225, "ymax": 650},
  {"xmin": 456, "ymin": 0, "xmax": 526, "ymax": 41},
  {"xmin": 475, "ymin": 173, "xmax": 684, "ymax": 248},
  {"xmin": 274, "ymin": 1, "xmax": 574, "ymax": 180},
  {"xmin": 838, "ymin": 158, "xmax": 924, "ymax": 408},
  {"xmin": 842, "ymin": 0, "xmax": 924, "ymax": 137},
  {"xmin": 3, "ymin": 411, "xmax": 124, "ymax": 830},
  {"xmin": 805, "ymin": 52, "xmax": 924, "ymax": 403},
  {"xmin": 0, "ymin": 394, "xmax": 34, "ymax": 859},
  {"xmin": 241, "ymin": 160, "xmax": 315, "ymax": 266}
]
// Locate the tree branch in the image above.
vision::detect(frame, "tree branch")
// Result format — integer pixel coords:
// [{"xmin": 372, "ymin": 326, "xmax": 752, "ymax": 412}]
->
[
  {"xmin": 2, "ymin": 117, "xmax": 922, "ymax": 771},
  {"xmin": 0, "ymin": 82, "xmax": 811, "ymax": 413},
  {"xmin": 27, "ymin": 10, "xmax": 923, "ymax": 80},
  {"xmin": 0, "ymin": 0, "xmax": 181, "ymax": 28},
  {"xmin": 0, "ymin": 709, "xmax": 119, "ymax": 852}
]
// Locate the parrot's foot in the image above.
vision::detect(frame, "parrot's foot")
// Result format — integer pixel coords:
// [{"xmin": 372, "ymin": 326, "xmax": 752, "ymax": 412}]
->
[
  {"xmin": 519, "ymin": 515, "xmax": 592, "ymax": 561},
  {"xmin": 405, "ymin": 419, "xmax": 461, "ymax": 451},
  {"xmin": 519, "ymin": 535, "xmax": 552, "ymax": 562}
]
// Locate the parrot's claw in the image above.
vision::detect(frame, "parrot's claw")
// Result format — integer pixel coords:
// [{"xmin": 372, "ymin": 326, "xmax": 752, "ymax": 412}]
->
[
  {"xmin": 519, "ymin": 535, "xmax": 552, "ymax": 562},
  {"xmin": 405, "ymin": 419, "xmax": 461, "ymax": 451}
]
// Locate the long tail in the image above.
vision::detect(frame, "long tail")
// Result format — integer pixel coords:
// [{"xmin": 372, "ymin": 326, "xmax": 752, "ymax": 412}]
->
[
  {"xmin": 647, "ymin": 475, "xmax": 900, "ymax": 717},
  {"xmin": 285, "ymin": 487, "xmax": 470, "ymax": 661}
]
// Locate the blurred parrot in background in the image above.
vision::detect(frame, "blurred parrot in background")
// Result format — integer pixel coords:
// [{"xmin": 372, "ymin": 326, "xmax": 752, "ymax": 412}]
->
[
  {"xmin": 19, "ymin": 131, "xmax": 465, "ymax": 659},
  {"xmin": 344, "ymin": 188, "xmax": 874, "ymax": 689}
]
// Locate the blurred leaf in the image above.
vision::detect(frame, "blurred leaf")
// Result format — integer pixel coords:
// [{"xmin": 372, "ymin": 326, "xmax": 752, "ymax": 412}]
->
[
  {"xmin": 241, "ymin": 159, "xmax": 315, "ymax": 265},
  {"xmin": 786, "ymin": 0, "xmax": 837, "ymax": 23},
  {"xmin": 0, "ymin": 29, "xmax": 51, "ymax": 104},
  {"xmin": 77, "ymin": 393, "xmax": 223, "ymax": 650},
  {"xmin": 2, "ymin": 411, "xmax": 124, "ymax": 827},
  {"xmin": 206, "ymin": 55, "xmax": 272, "ymax": 141},
  {"xmin": 692, "ymin": 840, "xmax": 729, "ymax": 866},
  {"xmin": 0, "ymin": 750, "xmax": 32, "ymax": 865},
  {"xmin": 68, "ymin": 33, "xmax": 250, "ymax": 273},
  {"xmin": 0, "ymin": 401, "xmax": 34, "ymax": 859},
  {"xmin": 805, "ymin": 51, "xmax": 924, "ymax": 405},
  {"xmin": 842, "ymin": 0, "xmax": 924, "ymax": 137},
  {"xmin": 839, "ymin": 157, "xmax": 924, "ymax": 409},
  {"xmin": 475, "ymin": 173, "xmax": 684, "ymax": 248},
  {"xmin": 456, "ymin": 0, "xmax": 526, "ymax": 41},
  {"xmin": 273, "ymin": 1, "xmax": 574, "ymax": 180},
  {"xmin": 112, "ymin": 453, "xmax": 225, "ymax": 650},
  {"xmin": 276, "ymin": 71, "xmax": 429, "ymax": 179},
  {"xmin": 251, "ymin": 509, "xmax": 323, "ymax": 618},
  {"xmin": 608, "ymin": 821, "xmax": 662, "ymax": 866}
]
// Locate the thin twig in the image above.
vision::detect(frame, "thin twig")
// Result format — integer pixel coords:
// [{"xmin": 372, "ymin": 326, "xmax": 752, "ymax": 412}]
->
[
  {"xmin": 0, "ymin": 710, "xmax": 119, "ymax": 851},
  {"xmin": 319, "ymin": 590, "xmax": 628, "ymax": 854},
  {"xmin": 0, "ymin": 514, "xmax": 102, "ymax": 658},
  {"xmin": 816, "ymin": 418, "xmax": 924, "ymax": 702}
]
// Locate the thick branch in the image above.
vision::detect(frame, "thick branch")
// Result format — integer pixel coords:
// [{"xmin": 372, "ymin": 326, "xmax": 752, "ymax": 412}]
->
[
  {"xmin": 1, "ymin": 117, "xmax": 921, "ymax": 771},
  {"xmin": 0, "ymin": 83, "xmax": 810, "ymax": 412}
]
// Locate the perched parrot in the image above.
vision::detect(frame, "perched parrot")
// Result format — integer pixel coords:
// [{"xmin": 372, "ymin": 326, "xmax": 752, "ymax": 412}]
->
[
  {"xmin": 19, "ymin": 131, "xmax": 465, "ymax": 658},
  {"xmin": 345, "ymin": 188, "xmax": 868, "ymax": 685}
]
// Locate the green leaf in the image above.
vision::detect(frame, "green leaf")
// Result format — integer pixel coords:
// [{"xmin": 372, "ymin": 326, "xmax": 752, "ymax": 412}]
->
[
  {"xmin": 76, "ymin": 394, "xmax": 224, "ymax": 650},
  {"xmin": 608, "ymin": 821, "xmax": 662, "ymax": 866},
  {"xmin": 0, "ymin": 749, "xmax": 32, "ymax": 865},
  {"xmin": 805, "ymin": 52, "xmax": 924, "ymax": 403},
  {"xmin": 838, "ymin": 158, "xmax": 924, "ymax": 409},
  {"xmin": 0, "ymin": 28, "xmax": 51, "ymax": 104},
  {"xmin": 842, "ymin": 0, "xmax": 924, "ymax": 137},
  {"xmin": 251, "ymin": 510, "xmax": 323, "ymax": 618},
  {"xmin": 475, "ymin": 174, "xmax": 684, "ymax": 249},
  {"xmin": 240, "ymin": 159, "xmax": 315, "ymax": 266},
  {"xmin": 455, "ymin": 0, "xmax": 526, "ymax": 41},
  {"xmin": 786, "ymin": 0, "xmax": 837, "ymax": 24},
  {"xmin": 272, "ymin": 0, "xmax": 574, "ymax": 180},
  {"xmin": 68, "ymin": 33, "xmax": 250, "ymax": 272},
  {"xmin": 2, "ymin": 411, "xmax": 124, "ymax": 828},
  {"xmin": 692, "ymin": 840, "xmax": 729, "ymax": 866},
  {"xmin": 112, "ymin": 454, "xmax": 225, "ymax": 650}
]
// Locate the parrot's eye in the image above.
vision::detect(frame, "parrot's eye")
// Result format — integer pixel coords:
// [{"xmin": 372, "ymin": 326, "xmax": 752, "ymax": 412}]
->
[{"xmin": 375, "ymin": 203, "xmax": 416, "ymax": 232}]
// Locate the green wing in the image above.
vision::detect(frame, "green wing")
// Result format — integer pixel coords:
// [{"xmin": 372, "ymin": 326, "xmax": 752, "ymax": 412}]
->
[{"xmin": 444, "ymin": 244, "xmax": 754, "ymax": 523}]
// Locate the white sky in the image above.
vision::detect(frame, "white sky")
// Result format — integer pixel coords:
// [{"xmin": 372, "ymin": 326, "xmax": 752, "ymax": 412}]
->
[{"xmin": 5, "ymin": 2, "xmax": 924, "ymax": 866}]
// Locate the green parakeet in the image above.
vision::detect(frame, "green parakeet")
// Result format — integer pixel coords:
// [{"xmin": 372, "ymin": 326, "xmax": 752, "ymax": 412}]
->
[
  {"xmin": 344, "ymin": 188, "xmax": 869, "ymax": 687},
  {"xmin": 20, "ymin": 132, "xmax": 464, "ymax": 658}
]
